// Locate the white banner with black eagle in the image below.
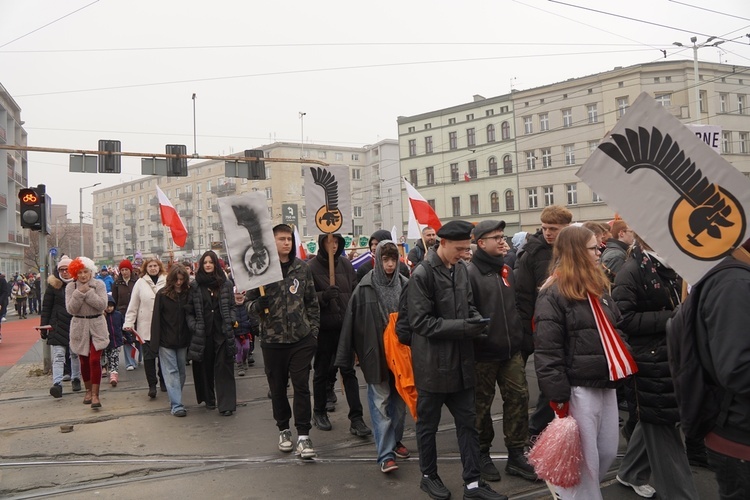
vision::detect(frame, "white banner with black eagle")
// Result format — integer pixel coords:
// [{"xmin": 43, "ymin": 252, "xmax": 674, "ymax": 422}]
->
[
  {"xmin": 577, "ymin": 92, "xmax": 750, "ymax": 285},
  {"xmin": 303, "ymin": 165, "xmax": 352, "ymax": 235}
]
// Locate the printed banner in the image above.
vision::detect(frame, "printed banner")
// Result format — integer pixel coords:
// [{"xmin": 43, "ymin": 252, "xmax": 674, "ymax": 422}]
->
[
  {"xmin": 303, "ymin": 165, "xmax": 352, "ymax": 234},
  {"xmin": 577, "ymin": 92, "xmax": 750, "ymax": 285},
  {"xmin": 216, "ymin": 193, "xmax": 283, "ymax": 292}
]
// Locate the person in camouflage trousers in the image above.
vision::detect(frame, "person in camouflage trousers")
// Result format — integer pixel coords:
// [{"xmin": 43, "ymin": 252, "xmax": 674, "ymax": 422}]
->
[
  {"xmin": 247, "ymin": 224, "xmax": 320, "ymax": 459},
  {"xmin": 468, "ymin": 221, "xmax": 537, "ymax": 483}
]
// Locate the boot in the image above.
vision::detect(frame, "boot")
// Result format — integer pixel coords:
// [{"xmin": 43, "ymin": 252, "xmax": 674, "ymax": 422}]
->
[
  {"xmin": 480, "ymin": 451, "xmax": 501, "ymax": 482},
  {"xmin": 505, "ymin": 447, "xmax": 538, "ymax": 481},
  {"xmin": 685, "ymin": 436, "xmax": 710, "ymax": 469},
  {"xmin": 110, "ymin": 372, "xmax": 118, "ymax": 387},
  {"xmin": 83, "ymin": 380, "xmax": 92, "ymax": 404},
  {"xmin": 90, "ymin": 384, "xmax": 101, "ymax": 408}
]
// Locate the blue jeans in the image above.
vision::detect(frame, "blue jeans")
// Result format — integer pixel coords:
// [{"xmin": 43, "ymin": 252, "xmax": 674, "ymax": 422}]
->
[
  {"xmin": 123, "ymin": 343, "xmax": 139, "ymax": 369},
  {"xmin": 159, "ymin": 346, "xmax": 187, "ymax": 414},
  {"xmin": 367, "ymin": 376, "xmax": 406, "ymax": 464},
  {"xmin": 52, "ymin": 345, "xmax": 81, "ymax": 385}
]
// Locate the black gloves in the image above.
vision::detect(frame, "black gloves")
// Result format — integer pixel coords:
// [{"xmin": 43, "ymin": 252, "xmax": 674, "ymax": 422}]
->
[
  {"xmin": 465, "ymin": 319, "xmax": 489, "ymax": 339},
  {"xmin": 322, "ymin": 286, "xmax": 340, "ymax": 302},
  {"xmin": 256, "ymin": 295, "xmax": 271, "ymax": 312}
]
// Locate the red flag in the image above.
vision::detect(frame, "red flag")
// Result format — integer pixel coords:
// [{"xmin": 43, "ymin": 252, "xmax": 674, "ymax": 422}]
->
[
  {"xmin": 464, "ymin": 172, "xmax": 471, "ymax": 182},
  {"xmin": 403, "ymin": 178, "xmax": 442, "ymax": 231},
  {"xmin": 293, "ymin": 226, "xmax": 307, "ymax": 260},
  {"xmin": 156, "ymin": 185, "xmax": 188, "ymax": 247}
]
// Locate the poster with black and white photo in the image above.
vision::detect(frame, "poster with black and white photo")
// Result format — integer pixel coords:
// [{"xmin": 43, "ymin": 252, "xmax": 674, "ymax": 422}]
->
[{"xmin": 216, "ymin": 192, "xmax": 282, "ymax": 292}]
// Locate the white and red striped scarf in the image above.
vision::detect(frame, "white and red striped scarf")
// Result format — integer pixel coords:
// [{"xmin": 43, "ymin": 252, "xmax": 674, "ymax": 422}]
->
[{"xmin": 588, "ymin": 292, "xmax": 638, "ymax": 381}]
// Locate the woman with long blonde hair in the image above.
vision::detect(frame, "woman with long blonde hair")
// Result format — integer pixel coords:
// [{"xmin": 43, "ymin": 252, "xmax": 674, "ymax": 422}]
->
[{"xmin": 534, "ymin": 226, "xmax": 636, "ymax": 499}]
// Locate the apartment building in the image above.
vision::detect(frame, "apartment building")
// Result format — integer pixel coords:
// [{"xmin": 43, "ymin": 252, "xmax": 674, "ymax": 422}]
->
[{"xmin": 398, "ymin": 60, "xmax": 750, "ymax": 235}]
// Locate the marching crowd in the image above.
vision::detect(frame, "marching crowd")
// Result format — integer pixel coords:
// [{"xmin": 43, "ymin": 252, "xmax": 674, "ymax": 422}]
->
[{"xmin": 18, "ymin": 204, "xmax": 749, "ymax": 500}]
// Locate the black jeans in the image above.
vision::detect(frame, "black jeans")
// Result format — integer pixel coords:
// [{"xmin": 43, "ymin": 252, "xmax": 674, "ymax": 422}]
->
[
  {"xmin": 193, "ymin": 335, "xmax": 236, "ymax": 412},
  {"xmin": 142, "ymin": 341, "xmax": 166, "ymax": 390},
  {"xmin": 708, "ymin": 448, "xmax": 750, "ymax": 499},
  {"xmin": 416, "ymin": 387, "xmax": 481, "ymax": 483},
  {"xmin": 313, "ymin": 328, "xmax": 363, "ymax": 421},
  {"xmin": 262, "ymin": 334, "xmax": 316, "ymax": 435}
]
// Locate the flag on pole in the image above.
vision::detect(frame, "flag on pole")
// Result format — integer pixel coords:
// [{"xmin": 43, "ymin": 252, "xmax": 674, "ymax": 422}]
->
[
  {"xmin": 293, "ymin": 225, "xmax": 307, "ymax": 260},
  {"xmin": 464, "ymin": 172, "xmax": 471, "ymax": 182},
  {"xmin": 403, "ymin": 177, "xmax": 442, "ymax": 237},
  {"xmin": 390, "ymin": 225, "xmax": 399, "ymax": 242},
  {"xmin": 155, "ymin": 185, "xmax": 188, "ymax": 247}
]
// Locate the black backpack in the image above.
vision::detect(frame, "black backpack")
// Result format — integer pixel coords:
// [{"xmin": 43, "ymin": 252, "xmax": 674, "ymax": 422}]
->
[
  {"xmin": 666, "ymin": 259, "xmax": 748, "ymax": 440},
  {"xmin": 395, "ymin": 260, "xmax": 434, "ymax": 346}
]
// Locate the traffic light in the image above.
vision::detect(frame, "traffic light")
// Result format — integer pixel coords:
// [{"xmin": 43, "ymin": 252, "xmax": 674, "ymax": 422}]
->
[
  {"xmin": 166, "ymin": 144, "xmax": 188, "ymax": 177},
  {"xmin": 244, "ymin": 149, "xmax": 266, "ymax": 180},
  {"xmin": 98, "ymin": 140, "xmax": 122, "ymax": 173},
  {"xmin": 18, "ymin": 186, "xmax": 44, "ymax": 231}
]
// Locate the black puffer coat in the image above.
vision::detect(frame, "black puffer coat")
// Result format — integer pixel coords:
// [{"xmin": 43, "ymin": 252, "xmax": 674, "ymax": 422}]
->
[
  {"xmin": 40, "ymin": 275, "xmax": 73, "ymax": 347},
  {"xmin": 308, "ymin": 233, "xmax": 356, "ymax": 331},
  {"xmin": 187, "ymin": 279, "xmax": 234, "ymax": 361},
  {"xmin": 534, "ymin": 283, "xmax": 623, "ymax": 403},
  {"xmin": 614, "ymin": 249, "xmax": 681, "ymax": 425},
  {"xmin": 514, "ymin": 231, "xmax": 553, "ymax": 354}
]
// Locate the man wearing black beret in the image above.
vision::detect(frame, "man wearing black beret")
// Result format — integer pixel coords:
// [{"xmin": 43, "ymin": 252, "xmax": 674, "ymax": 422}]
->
[{"xmin": 407, "ymin": 220, "xmax": 507, "ymax": 500}]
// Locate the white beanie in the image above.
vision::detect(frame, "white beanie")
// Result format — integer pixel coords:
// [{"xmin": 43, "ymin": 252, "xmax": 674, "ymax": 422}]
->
[{"xmin": 57, "ymin": 257, "xmax": 73, "ymax": 270}]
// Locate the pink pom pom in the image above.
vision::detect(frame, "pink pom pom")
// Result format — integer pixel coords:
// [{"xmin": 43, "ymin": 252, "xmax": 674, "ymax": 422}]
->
[{"xmin": 527, "ymin": 416, "xmax": 583, "ymax": 488}]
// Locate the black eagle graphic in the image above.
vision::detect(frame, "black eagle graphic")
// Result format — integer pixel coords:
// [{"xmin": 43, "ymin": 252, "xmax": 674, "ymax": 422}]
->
[
  {"xmin": 598, "ymin": 126, "xmax": 734, "ymax": 246},
  {"xmin": 232, "ymin": 204, "xmax": 270, "ymax": 275},
  {"xmin": 310, "ymin": 167, "xmax": 340, "ymax": 227}
]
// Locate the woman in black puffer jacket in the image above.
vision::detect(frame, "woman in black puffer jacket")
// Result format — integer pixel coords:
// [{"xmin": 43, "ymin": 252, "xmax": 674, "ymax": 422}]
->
[{"xmin": 613, "ymin": 240, "xmax": 698, "ymax": 499}]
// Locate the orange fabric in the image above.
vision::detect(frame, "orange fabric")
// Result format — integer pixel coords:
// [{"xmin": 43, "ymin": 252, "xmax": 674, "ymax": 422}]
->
[{"xmin": 383, "ymin": 312, "xmax": 418, "ymax": 420}]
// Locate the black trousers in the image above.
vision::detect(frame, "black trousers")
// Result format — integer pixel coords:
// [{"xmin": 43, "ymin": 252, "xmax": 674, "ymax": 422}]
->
[
  {"xmin": 313, "ymin": 328, "xmax": 363, "ymax": 421},
  {"xmin": 142, "ymin": 341, "xmax": 166, "ymax": 391},
  {"xmin": 416, "ymin": 387, "xmax": 481, "ymax": 483},
  {"xmin": 193, "ymin": 335, "xmax": 237, "ymax": 412},
  {"xmin": 262, "ymin": 334, "xmax": 316, "ymax": 435}
]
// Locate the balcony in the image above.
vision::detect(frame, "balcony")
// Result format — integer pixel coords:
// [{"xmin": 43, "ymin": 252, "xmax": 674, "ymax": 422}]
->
[
  {"xmin": 124, "ymin": 203, "xmax": 136, "ymax": 212},
  {"xmin": 212, "ymin": 222, "xmax": 223, "ymax": 231},
  {"xmin": 7, "ymin": 231, "xmax": 16, "ymax": 243},
  {"xmin": 0, "ymin": 124, "xmax": 5, "ymax": 144},
  {"xmin": 150, "ymin": 196, "xmax": 159, "ymax": 206},
  {"xmin": 124, "ymin": 218, "xmax": 136, "ymax": 226},
  {"xmin": 102, "ymin": 207, "xmax": 114, "ymax": 216},
  {"xmin": 179, "ymin": 208, "xmax": 194, "ymax": 218},
  {"xmin": 150, "ymin": 230, "xmax": 163, "ymax": 238},
  {"xmin": 179, "ymin": 192, "xmax": 193, "ymax": 201},
  {"xmin": 102, "ymin": 236, "xmax": 113, "ymax": 244},
  {"xmin": 150, "ymin": 214, "xmax": 161, "ymax": 222},
  {"xmin": 0, "ymin": 194, "xmax": 6, "ymax": 208},
  {"xmin": 124, "ymin": 233, "xmax": 136, "ymax": 241},
  {"xmin": 150, "ymin": 246, "xmax": 164, "ymax": 254},
  {"xmin": 210, "ymin": 183, "xmax": 237, "ymax": 196},
  {"xmin": 211, "ymin": 205, "xmax": 219, "ymax": 213},
  {"xmin": 102, "ymin": 222, "xmax": 113, "ymax": 230}
]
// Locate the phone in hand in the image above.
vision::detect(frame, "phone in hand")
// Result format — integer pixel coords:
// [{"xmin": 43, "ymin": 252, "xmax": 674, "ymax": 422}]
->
[{"xmin": 472, "ymin": 317, "xmax": 491, "ymax": 324}]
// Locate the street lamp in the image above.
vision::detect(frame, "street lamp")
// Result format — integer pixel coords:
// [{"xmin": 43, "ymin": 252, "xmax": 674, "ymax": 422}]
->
[
  {"xmin": 673, "ymin": 36, "xmax": 725, "ymax": 124},
  {"xmin": 299, "ymin": 112, "xmax": 306, "ymax": 159},
  {"xmin": 80, "ymin": 183, "xmax": 101, "ymax": 256}
]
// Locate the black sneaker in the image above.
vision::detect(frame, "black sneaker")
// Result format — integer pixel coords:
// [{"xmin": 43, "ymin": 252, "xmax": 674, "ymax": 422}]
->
[
  {"xmin": 505, "ymin": 448, "xmax": 537, "ymax": 481},
  {"xmin": 420, "ymin": 474, "xmax": 451, "ymax": 500},
  {"xmin": 463, "ymin": 480, "xmax": 507, "ymax": 500},
  {"xmin": 71, "ymin": 378, "xmax": 82, "ymax": 392},
  {"xmin": 148, "ymin": 386, "xmax": 157, "ymax": 399},
  {"xmin": 313, "ymin": 412, "xmax": 332, "ymax": 431},
  {"xmin": 50, "ymin": 384, "xmax": 63, "ymax": 398},
  {"xmin": 480, "ymin": 452, "xmax": 501, "ymax": 482},
  {"xmin": 350, "ymin": 419, "xmax": 372, "ymax": 437}
]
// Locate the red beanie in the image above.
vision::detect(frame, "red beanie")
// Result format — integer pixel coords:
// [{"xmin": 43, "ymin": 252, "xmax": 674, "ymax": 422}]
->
[{"xmin": 119, "ymin": 259, "xmax": 133, "ymax": 271}]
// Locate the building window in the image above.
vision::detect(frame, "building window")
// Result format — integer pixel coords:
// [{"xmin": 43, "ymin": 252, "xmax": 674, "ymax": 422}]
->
[
  {"xmin": 265, "ymin": 187, "xmax": 272, "ymax": 199},
  {"xmin": 566, "ymin": 183, "xmax": 578, "ymax": 205},
  {"xmin": 425, "ymin": 136, "xmax": 433, "ymax": 154},
  {"xmin": 335, "ymin": 152, "xmax": 343, "ymax": 161},
  {"xmin": 539, "ymin": 113, "xmax": 549, "ymax": 132},
  {"xmin": 699, "ymin": 91, "xmax": 707, "ymax": 113},
  {"xmin": 505, "ymin": 190, "xmax": 515, "ymax": 211},
  {"xmin": 720, "ymin": 94, "xmax": 727, "ymax": 113},
  {"xmin": 524, "ymin": 116, "xmax": 533, "ymax": 134},
  {"xmin": 486, "ymin": 124, "xmax": 496, "ymax": 142},
  {"xmin": 655, "ymin": 93, "xmax": 672, "ymax": 107},
  {"xmin": 541, "ymin": 148, "xmax": 552, "ymax": 168},
  {"xmin": 562, "ymin": 108, "xmax": 573, "ymax": 128},
  {"xmin": 408, "ymin": 126, "xmax": 415, "ymax": 133},
  {"xmin": 467, "ymin": 128, "xmax": 476, "ymax": 147},
  {"xmin": 427, "ymin": 199, "xmax": 436, "ymax": 211},
  {"xmin": 468, "ymin": 160, "xmax": 477, "ymax": 179},
  {"xmin": 500, "ymin": 105, "xmax": 509, "ymax": 113},
  {"xmin": 352, "ymin": 168, "xmax": 361, "ymax": 180},
  {"xmin": 408, "ymin": 139, "xmax": 417, "ymax": 157},
  {"xmin": 739, "ymin": 95, "xmax": 746, "ymax": 114},
  {"xmin": 426, "ymin": 166, "xmax": 435, "ymax": 185},
  {"xmin": 486, "ymin": 109, "xmax": 494, "ymax": 116},
  {"xmin": 354, "ymin": 225, "xmax": 363, "ymax": 235},
  {"xmin": 587, "ymin": 104, "xmax": 598, "ymax": 123},
  {"xmin": 501, "ymin": 121, "xmax": 510, "ymax": 140},
  {"xmin": 448, "ymin": 117, "xmax": 456, "ymax": 125},
  {"xmin": 449, "ymin": 132, "xmax": 458, "ymax": 150},
  {"xmin": 617, "ymin": 97, "xmax": 629, "ymax": 118},
  {"xmin": 452, "ymin": 197, "xmax": 461, "ymax": 216},
  {"xmin": 526, "ymin": 151, "xmax": 536, "ymax": 170},
  {"xmin": 564, "ymin": 144, "xmax": 576, "ymax": 165},
  {"xmin": 593, "ymin": 192, "xmax": 603, "ymax": 202},
  {"xmin": 466, "ymin": 113, "xmax": 474, "ymax": 121},
  {"xmin": 490, "ymin": 191, "xmax": 500, "ymax": 213},
  {"xmin": 488, "ymin": 157, "xmax": 498, "ymax": 176},
  {"xmin": 503, "ymin": 155, "xmax": 513, "ymax": 174},
  {"xmin": 589, "ymin": 140, "xmax": 599, "ymax": 154},
  {"xmin": 722, "ymin": 132, "xmax": 731, "ymax": 153},
  {"xmin": 353, "ymin": 206, "xmax": 362, "ymax": 217},
  {"xmin": 318, "ymin": 151, "xmax": 327, "ymax": 159},
  {"xmin": 409, "ymin": 169, "xmax": 418, "ymax": 186},
  {"xmin": 470, "ymin": 195, "xmax": 479, "ymax": 215},
  {"xmin": 450, "ymin": 163, "xmax": 459, "ymax": 182},
  {"xmin": 543, "ymin": 186, "xmax": 554, "ymax": 206},
  {"xmin": 425, "ymin": 123, "xmax": 432, "ymax": 129},
  {"xmin": 739, "ymin": 132, "xmax": 748, "ymax": 154},
  {"xmin": 527, "ymin": 188, "xmax": 538, "ymax": 209}
]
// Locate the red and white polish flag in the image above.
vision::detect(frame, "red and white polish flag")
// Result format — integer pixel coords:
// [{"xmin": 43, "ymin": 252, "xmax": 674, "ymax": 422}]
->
[
  {"xmin": 403, "ymin": 177, "xmax": 442, "ymax": 239},
  {"xmin": 156, "ymin": 185, "xmax": 188, "ymax": 248},
  {"xmin": 293, "ymin": 225, "xmax": 307, "ymax": 260}
]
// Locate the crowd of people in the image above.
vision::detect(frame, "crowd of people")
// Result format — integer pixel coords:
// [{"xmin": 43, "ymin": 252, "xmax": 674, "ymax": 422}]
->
[{"xmin": 22, "ymin": 205, "xmax": 747, "ymax": 500}]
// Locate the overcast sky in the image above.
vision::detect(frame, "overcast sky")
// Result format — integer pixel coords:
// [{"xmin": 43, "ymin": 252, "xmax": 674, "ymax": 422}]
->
[{"xmin": 1, "ymin": 0, "xmax": 748, "ymax": 222}]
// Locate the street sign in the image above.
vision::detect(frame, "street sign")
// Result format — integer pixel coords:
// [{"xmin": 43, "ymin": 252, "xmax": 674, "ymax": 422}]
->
[
  {"xmin": 69, "ymin": 154, "xmax": 97, "ymax": 173},
  {"xmin": 141, "ymin": 158, "xmax": 168, "ymax": 175}
]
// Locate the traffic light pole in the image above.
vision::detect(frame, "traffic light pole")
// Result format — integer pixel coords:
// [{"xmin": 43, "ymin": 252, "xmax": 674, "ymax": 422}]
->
[{"xmin": 38, "ymin": 220, "xmax": 51, "ymax": 373}]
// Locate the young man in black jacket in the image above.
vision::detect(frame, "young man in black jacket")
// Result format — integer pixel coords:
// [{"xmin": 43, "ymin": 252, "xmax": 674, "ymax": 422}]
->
[{"xmin": 408, "ymin": 220, "xmax": 506, "ymax": 500}]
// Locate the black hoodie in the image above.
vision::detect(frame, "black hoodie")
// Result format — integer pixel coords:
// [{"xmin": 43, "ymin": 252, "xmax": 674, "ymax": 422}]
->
[{"xmin": 308, "ymin": 233, "xmax": 356, "ymax": 331}]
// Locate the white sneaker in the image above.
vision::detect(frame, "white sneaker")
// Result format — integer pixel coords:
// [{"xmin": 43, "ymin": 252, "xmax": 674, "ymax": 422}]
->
[
  {"xmin": 126, "ymin": 365, "xmax": 135, "ymax": 371},
  {"xmin": 278, "ymin": 429, "xmax": 293, "ymax": 453},
  {"xmin": 616, "ymin": 476, "xmax": 656, "ymax": 498},
  {"xmin": 295, "ymin": 437, "xmax": 316, "ymax": 459}
]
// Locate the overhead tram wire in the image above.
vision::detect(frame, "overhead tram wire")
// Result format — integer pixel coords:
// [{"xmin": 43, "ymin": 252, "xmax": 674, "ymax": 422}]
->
[
  {"xmin": 667, "ymin": 0, "xmax": 750, "ymax": 23},
  {"xmin": 0, "ymin": 0, "xmax": 100, "ymax": 49}
]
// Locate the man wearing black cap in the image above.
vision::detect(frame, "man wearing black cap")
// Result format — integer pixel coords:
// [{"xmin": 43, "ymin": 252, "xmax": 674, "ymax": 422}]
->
[
  {"xmin": 408, "ymin": 220, "xmax": 506, "ymax": 500},
  {"xmin": 468, "ymin": 221, "xmax": 536, "ymax": 484}
]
